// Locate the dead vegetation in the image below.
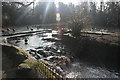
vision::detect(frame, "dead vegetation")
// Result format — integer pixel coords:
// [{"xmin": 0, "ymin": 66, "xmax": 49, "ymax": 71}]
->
[{"xmin": 1, "ymin": 43, "xmax": 63, "ymax": 78}]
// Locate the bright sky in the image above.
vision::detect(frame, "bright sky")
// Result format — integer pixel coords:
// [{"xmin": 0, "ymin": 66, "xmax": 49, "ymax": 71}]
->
[
  {"xmin": 26, "ymin": 0, "xmax": 119, "ymax": 6},
  {"xmin": 54, "ymin": 0, "xmax": 79, "ymax": 5},
  {"xmin": 26, "ymin": 0, "xmax": 79, "ymax": 5},
  {"xmin": 27, "ymin": 0, "xmax": 119, "ymax": 8},
  {"xmin": 27, "ymin": 0, "xmax": 118, "ymax": 3}
]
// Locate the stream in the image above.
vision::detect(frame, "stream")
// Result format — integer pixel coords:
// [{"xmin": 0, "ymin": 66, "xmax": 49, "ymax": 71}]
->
[{"xmin": 1, "ymin": 26, "xmax": 119, "ymax": 78}]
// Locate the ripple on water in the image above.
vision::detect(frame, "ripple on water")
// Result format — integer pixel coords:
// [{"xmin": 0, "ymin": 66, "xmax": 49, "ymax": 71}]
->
[
  {"xmin": 8, "ymin": 33, "xmax": 55, "ymax": 50},
  {"xmin": 66, "ymin": 62, "xmax": 118, "ymax": 78},
  {"xmin": 5, "ymin": 29, "xmax": 119, "ymax": 78}
]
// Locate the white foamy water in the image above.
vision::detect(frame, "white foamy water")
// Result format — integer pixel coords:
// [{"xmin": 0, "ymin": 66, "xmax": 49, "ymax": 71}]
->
[{"xmin": 66, "ymin": 62, "xmax": 118, "ymax": 78}]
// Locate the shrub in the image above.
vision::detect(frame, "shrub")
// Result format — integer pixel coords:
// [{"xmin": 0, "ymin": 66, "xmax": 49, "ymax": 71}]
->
[{"xmin": 68, "ymin": 19, "xmax": 83, "ymax": 37}]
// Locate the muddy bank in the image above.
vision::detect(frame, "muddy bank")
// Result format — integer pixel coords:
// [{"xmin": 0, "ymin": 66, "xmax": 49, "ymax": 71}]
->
[
  {"xmin": 1, "ymin": 27, "xmax": 119, "ymax": 78},
  {"xmin": 1, "ymin": 43, "xmax": 64, "ymax": 79},
  {"xmin": 2, "ymin": 43, "xmax": 30, "ymax": 78},
  {"xmin": 61, "ymin": 35, "xmax": 120, "ymax": 73}
]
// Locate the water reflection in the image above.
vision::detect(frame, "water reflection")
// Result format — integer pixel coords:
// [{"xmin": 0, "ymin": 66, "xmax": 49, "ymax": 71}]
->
[
  {"xmin": 4, "ymin": 28, "xmax": 119, "ymax": 78},
  {"xmin": 8, "ymin": 31, "xmax": 54, "ymax": 50}
]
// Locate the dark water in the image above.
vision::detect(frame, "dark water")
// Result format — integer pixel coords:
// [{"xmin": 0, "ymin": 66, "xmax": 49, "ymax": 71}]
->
[{"xmin": 2, "ymin": 27, "xmax": 119, "ymax": 78}]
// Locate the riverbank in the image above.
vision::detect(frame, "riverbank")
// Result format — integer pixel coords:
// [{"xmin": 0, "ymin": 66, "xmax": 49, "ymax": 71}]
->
[
  {"xmin": 1, "ymin": 43, "xmax": 64, "ymax": 78},
  {"xmin": 0, "ymin": 26, "xmax": 119, "ymax": 78},
  {"xmin": 61, "ymin": 34, "xmax": 120, "ymax": 76}
]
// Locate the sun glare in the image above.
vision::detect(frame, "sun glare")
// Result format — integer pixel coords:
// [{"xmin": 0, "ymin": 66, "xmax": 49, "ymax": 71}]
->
[
  {"xmin": 55, "ymin": 0, "xmax": 79, "ymax": 5},
  {"xmin": 56, "ymin": 13, "xmax": 60, "ymax": 17}
]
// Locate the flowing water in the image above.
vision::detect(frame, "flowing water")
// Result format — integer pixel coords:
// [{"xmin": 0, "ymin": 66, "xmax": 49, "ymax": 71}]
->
[{"xmin": 1, "ymin": 26, "xmax": 119, "ymax": 78}]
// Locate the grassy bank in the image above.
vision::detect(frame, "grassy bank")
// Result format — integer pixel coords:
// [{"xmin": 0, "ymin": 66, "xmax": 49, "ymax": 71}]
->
[{"xmin": 61, "ymin": 34, "xmax": 119, "ymax": 72}]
